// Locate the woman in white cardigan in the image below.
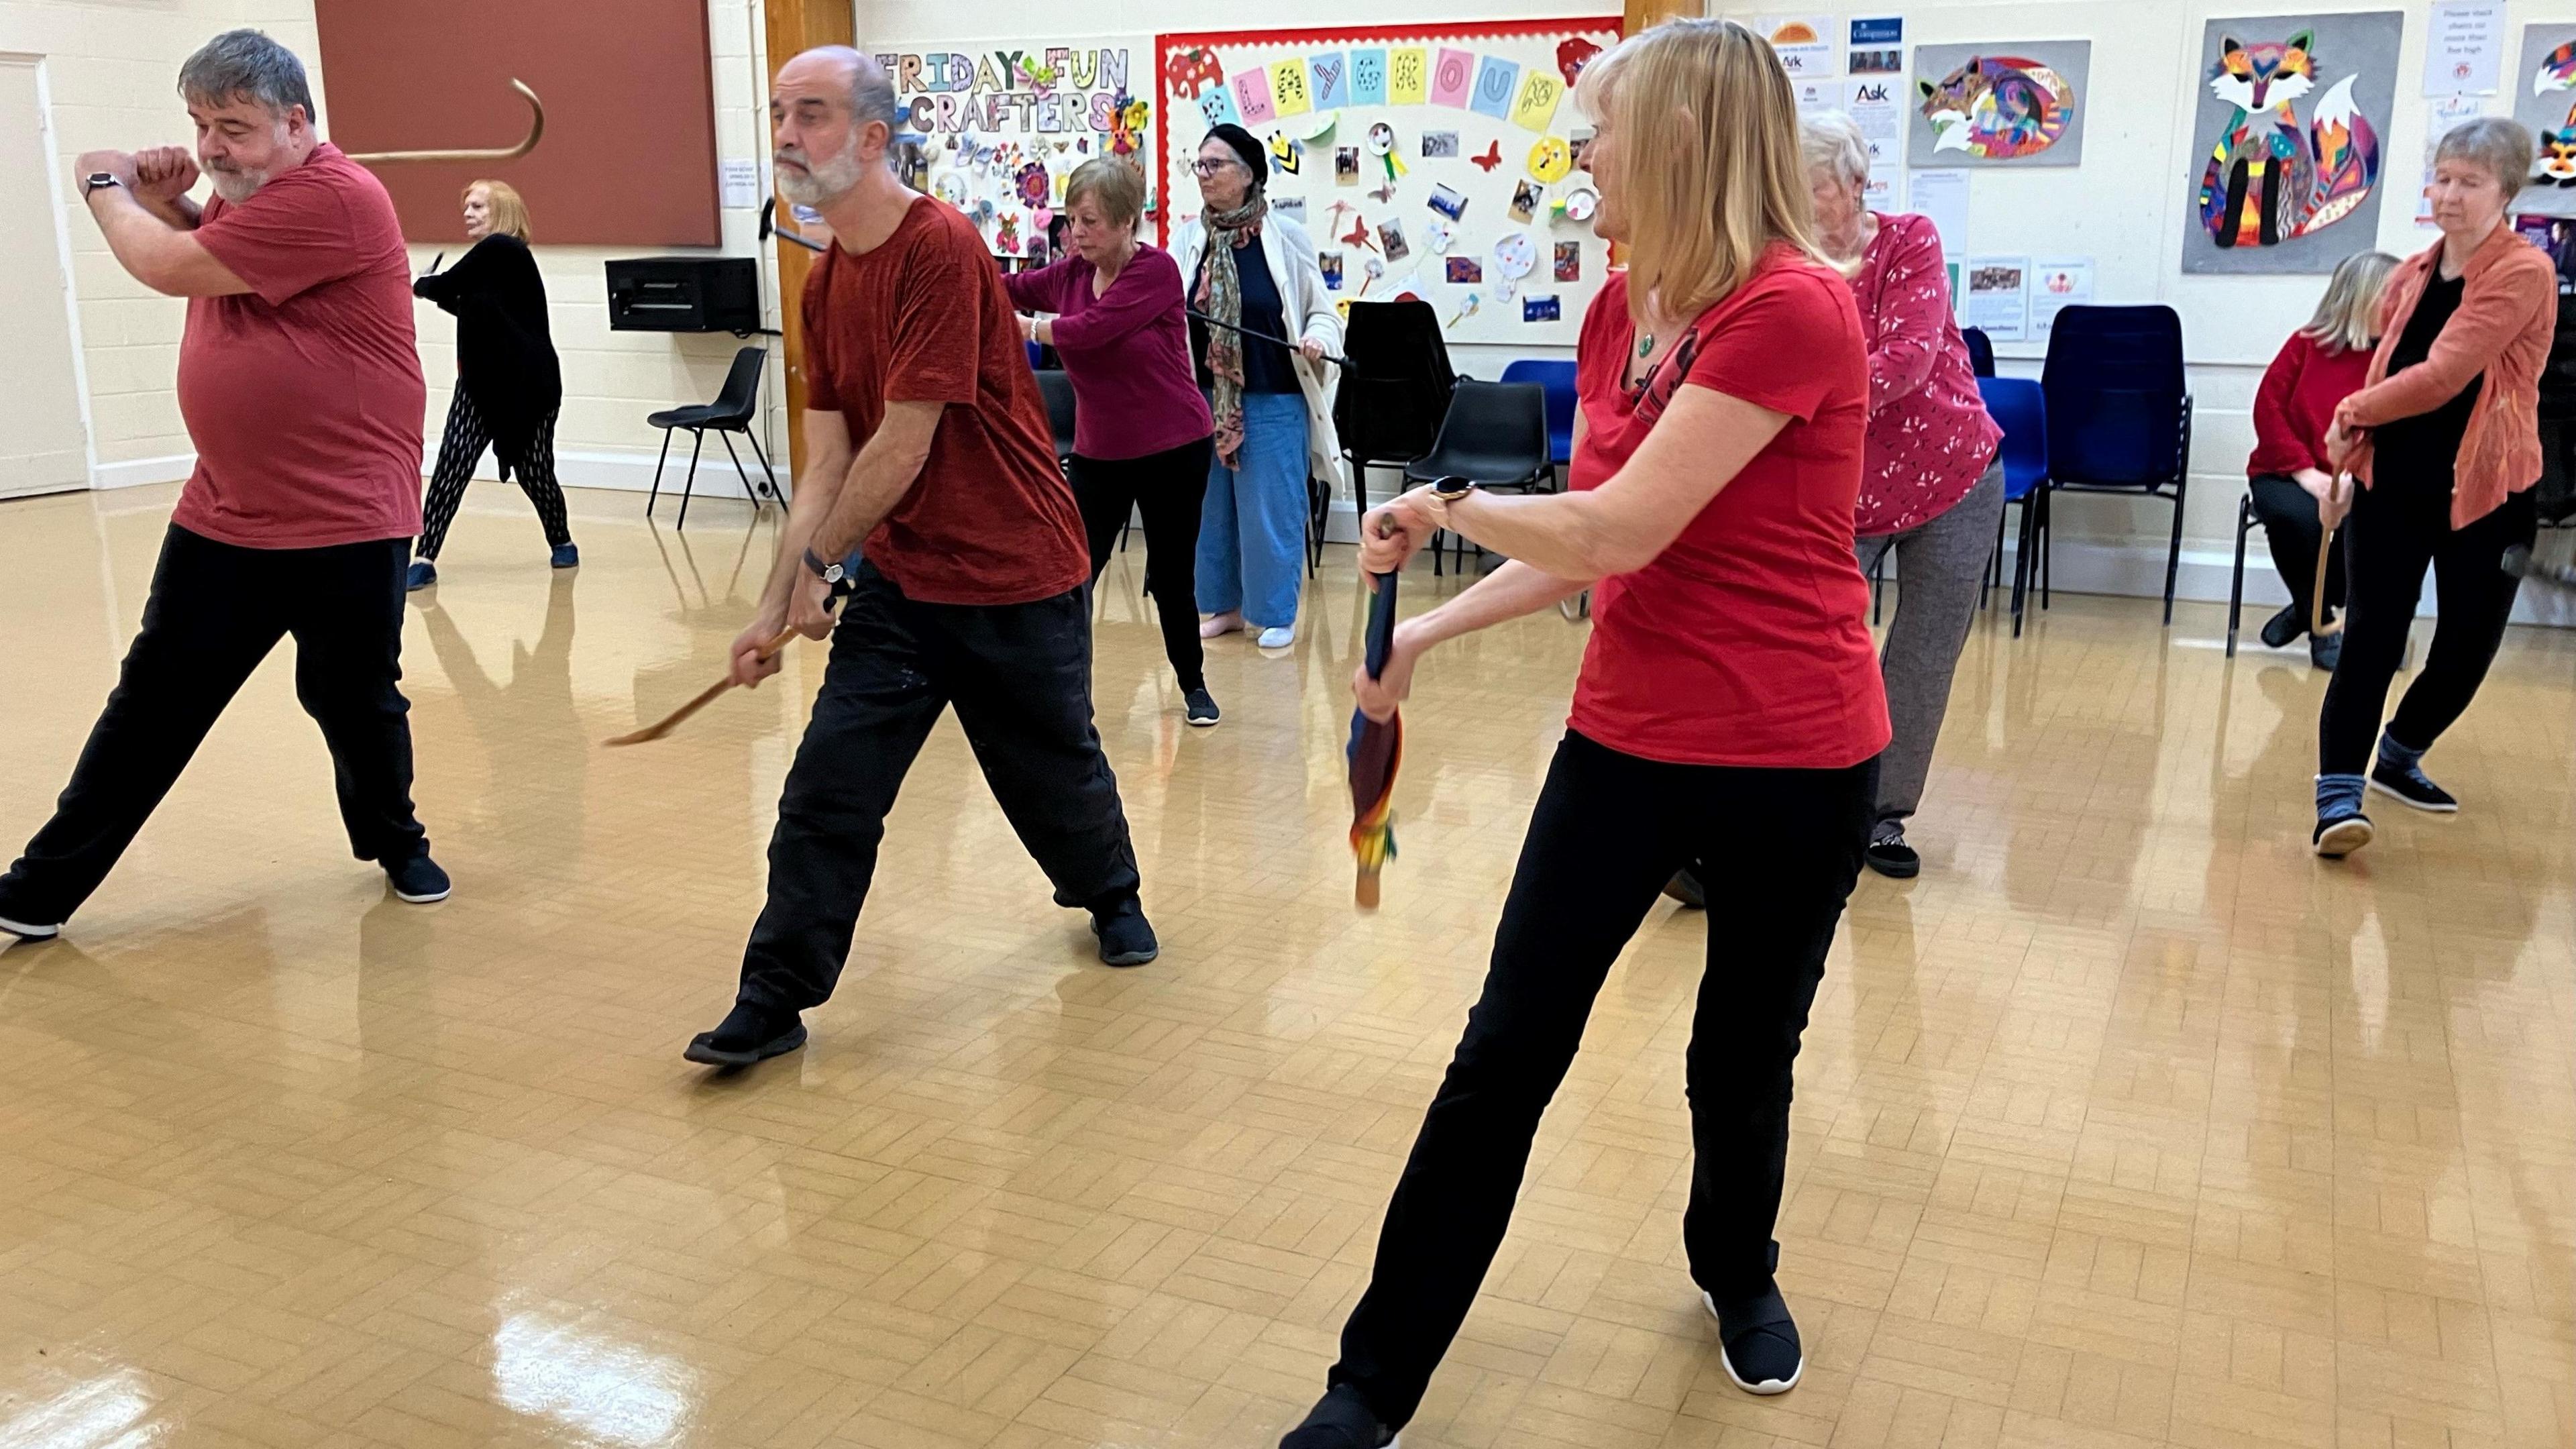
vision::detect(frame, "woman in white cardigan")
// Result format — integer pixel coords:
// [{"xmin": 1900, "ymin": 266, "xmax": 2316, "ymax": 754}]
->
[{"xmin": 1172, "ymin": 123, "xmax": 1344, "ymax": 650}]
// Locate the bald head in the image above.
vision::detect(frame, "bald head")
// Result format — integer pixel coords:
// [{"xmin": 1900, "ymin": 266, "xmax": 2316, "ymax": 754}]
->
[{"xmin": 772, "ymin": 46, "xmax": 900, "ymax": 206}]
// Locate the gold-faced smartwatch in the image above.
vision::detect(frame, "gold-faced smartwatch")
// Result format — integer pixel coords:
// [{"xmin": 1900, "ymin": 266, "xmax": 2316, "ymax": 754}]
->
[{"xmin": 1427, "ymin": 476, "xmax": 1477, "ymax": 502}]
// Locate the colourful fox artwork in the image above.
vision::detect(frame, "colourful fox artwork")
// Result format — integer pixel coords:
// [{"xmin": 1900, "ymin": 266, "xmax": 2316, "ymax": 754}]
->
[
  {"xmin": 1917, "ymin": 56, "xmax": 2076, "ymax": 160},
  {"xmin": 2528, "ymin": 41, "xmax": 2576, "ymax": 191},
  {"xmin": 2197, "ymin": 32, "xmax": 2381, "ymax": 250}
]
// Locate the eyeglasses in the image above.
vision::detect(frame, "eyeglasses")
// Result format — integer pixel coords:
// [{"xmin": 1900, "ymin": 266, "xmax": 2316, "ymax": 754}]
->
[{"xmin": 1191, "ymin": 158, "xmax": 1242, "ymax": 176}]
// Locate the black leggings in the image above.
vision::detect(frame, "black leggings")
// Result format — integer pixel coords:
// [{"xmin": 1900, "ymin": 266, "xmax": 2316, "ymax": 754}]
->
[
  {"xmin": 417, "ymin": 389, "xmax": 572, "ymax": 561},
  {"xmin": 1327, "ymin": 731, "xmax": 1876, "ymax": 1428},
  {"xmin": 1069, "ymin": 437, "xmax": 1214, "ymax": 692},
  {"xmin": 2248, "ymin": 474, "xmax": 2346, "ymax": 621},
  {"xmin": 2318, "ymin": 475, "xmax": 2534, "ymax": 775}
]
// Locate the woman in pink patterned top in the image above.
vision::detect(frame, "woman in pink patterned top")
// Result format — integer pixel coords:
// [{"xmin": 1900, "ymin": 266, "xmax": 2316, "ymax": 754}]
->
[{"xmin": 1806, "ymin": 113, "xmax": 2002, "ymax": 879}]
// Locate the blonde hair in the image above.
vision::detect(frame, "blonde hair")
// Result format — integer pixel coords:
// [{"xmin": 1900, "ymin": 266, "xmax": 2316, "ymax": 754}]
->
[
  {"xmin": 2298, "ymin": 250, "xmax": 2396, "ymax": 354},
  {"xmin": 466, "ymin": 178, "xmax": 531, "ymax": 241},
  {"xmin": 1063, "ymin": 157, "xmax": 1144, "ymax": 231},
  {"xmin": 1576, "ymin": 17, "xmax": 1832, "ymax": 326}
]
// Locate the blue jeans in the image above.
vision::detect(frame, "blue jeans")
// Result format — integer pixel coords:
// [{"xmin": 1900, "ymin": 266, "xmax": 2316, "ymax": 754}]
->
[{"xmin": 1197, "ymin": 391, "xmax": 1309, "ymax": 629}]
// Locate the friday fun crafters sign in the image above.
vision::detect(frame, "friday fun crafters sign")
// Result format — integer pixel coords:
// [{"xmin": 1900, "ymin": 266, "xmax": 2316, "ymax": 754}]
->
[{"xmin": 875, "ymin": 41, "xmax": 1155, "ymax": 259}]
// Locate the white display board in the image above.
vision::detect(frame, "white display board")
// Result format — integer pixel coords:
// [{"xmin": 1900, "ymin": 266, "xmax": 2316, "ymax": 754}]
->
[
  {"xmin": 1155, "ymin": 18, "xmax": 1621, "ymax": 345},
  {"xmin": 874, "ymin": 38, "xmax": 1157, "ymax": 260}
]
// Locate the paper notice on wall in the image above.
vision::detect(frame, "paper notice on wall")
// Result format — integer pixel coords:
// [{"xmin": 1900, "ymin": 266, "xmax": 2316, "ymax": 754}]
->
[
  {"xmin": 2028, "ymin": 257, "xmax": 2094, "ymax": 339},
  {"xmin": 1845, "ymin": 75, "xmax": 1903, "ymax": 205},
  {"xmin": 1848, "ymin": 15, "xmax": 1902, "ymax": 75},
  {"xmin": 1757, "ymin": 15, "xmax": 1838, "ymax": 78},
  {"xmin": 1964, "ymin": 256, "xmax": 2029, "ymax": 341},
  {"xmin": 2418, "ymin": 93, "xmax": 2489, "ymax": 223},
  {"xmin": 720, "ymin": 158, "xmax": 761, "ymax": 209},
  {"xmin": 1794, "ymin": 79, "xmax": 1837, "ymax": 115},
  {"xmin": 1911, "ymin": 168, "xmax": 1970, "ymax": 259},
  {"xmin": 2423, "ymin": 1, "xmax": 2504, "ymax": 96}
]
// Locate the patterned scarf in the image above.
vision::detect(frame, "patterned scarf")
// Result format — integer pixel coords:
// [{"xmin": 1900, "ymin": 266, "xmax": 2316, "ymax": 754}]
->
[{"xmin": 1194, "ymin": 193, "xmax": 1268, "ymax": 467}]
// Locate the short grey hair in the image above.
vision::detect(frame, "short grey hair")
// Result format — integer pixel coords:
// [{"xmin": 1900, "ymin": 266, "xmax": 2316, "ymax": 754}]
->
[
  {"xmin": 2434, "ymin": 116, "xmax": 2534, "ymax": 201},
  {"xmin": 802, "ymin": 45, "xmax": 898, "ymax": 130},
  {"xmin": 1799, "ymin": 110, "xmax": 1871, "ymax": 187},
  {"xmin": 178, "ymin": 30, "xmax": 318, "ymax": 127}
]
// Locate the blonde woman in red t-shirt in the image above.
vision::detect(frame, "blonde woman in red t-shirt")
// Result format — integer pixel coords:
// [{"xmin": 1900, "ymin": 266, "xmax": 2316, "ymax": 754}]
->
[{"xmin": 1279, "ymin": 20, "xmax": 1888, "ymax": 1448}]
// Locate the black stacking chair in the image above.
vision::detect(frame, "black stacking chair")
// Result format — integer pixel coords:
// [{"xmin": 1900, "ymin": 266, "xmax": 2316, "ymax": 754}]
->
[
  {"xmin": 1405, "ymin": 380, "xmax": 1553, "ymax": 575},
  {"xmin": 647, "ymin": 345, "xmax": 780, "ymax": 529}
]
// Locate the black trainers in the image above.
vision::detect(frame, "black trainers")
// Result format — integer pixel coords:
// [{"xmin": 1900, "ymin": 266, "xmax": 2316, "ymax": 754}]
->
[
  {"xmin": 0, "ymin": 912, "xmax": 59, "ymax": 943},
  {"xmin": 1279, "ymin": 1385, "xmax": 1398, "ymax": 1448},
  {"xmin": 1864, "ymin": 835, "xmax": 1921, "ymax": 879},
  {"xmin": 2259, "ymin": 602, "xmax": 2304, "ymax": 649},
  {"xmin": 1662, "ymin": 867, "xmax": 1707, "ymax": 909},
  {"xmin": 684, "ymin": 1000, "xmax": 808, "ymax": 1067},
  {"xmin": 1185, "ymin": 687, "xmax": 1221, "ymax": 727},
  {"xmin": 1092, "ymin": 896, "xmax": 1160, "ymax": 966},
  {"xmin": 1702, "ymin": 1284, "xmax": 1804, "ymax": 1395},
  {"xmin": 2313, "ymin": 811, "xmax": 2374, "ymax": 858},
  {"xmin": 2310, "ymin": 629, "xmax": 2342, "ymax": 672},
  {"xmin": 2370, "ymin": 759, "xmax": 2459, "ymax": 812},
  {"xmin": 385, "ymin": 854, "xmax": 451, "ymax": 903}
]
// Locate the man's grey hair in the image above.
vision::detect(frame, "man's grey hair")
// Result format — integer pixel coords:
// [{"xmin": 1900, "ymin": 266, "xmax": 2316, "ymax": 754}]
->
[
  {"xmin": 806, "ymin": 45, "xmax": 898, "ymax": 130},
  {"xmin": 179, "ymin": 30, "xmax": 319, "ymax": 127}
]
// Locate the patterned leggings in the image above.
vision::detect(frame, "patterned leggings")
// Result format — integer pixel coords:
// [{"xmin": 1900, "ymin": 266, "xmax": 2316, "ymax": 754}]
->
[{"xmin": 417, "ymin": 389, "xmax": 572, "ymax": 561}]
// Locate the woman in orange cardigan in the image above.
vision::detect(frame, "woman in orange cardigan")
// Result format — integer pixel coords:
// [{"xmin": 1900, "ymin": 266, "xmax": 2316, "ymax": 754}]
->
[{"xmin": 2316, "ymin": 117, "xmax": 2552, "ymax": 857}]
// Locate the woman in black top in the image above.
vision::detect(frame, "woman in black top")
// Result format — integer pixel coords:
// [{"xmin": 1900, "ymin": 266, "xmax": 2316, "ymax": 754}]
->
[{"xmin": 407, "ymin": 179, "xmax": 572, "ymax": 591}]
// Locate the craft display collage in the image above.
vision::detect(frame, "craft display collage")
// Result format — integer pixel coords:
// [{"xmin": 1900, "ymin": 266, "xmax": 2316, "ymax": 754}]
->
[{"xmin": 869, "ymin": 9, "xmax": 2569, "ymax": 348}]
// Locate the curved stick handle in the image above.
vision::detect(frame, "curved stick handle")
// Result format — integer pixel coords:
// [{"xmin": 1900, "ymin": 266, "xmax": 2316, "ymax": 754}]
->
[{"xmin": 347, "ymin": 78, "xmax": 546, "ymax": 166}]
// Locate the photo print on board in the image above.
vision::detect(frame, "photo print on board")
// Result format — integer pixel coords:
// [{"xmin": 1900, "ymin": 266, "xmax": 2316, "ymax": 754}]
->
[
  {"xmin": 1336, "ymin": 146, "xmax": 1360, "ymax": 184},
  {"xmin": 1523, "ymin": 294, "xmax": 1560, "ymax": 321},
  {"xmin": 1554, "ymin": 240, "xmax": 1581, "ymax": 281},
  {"xmin": 1447, "ymin": 255, "xmax": 1484, "ymax": 283},
  {"xmin": 2182, "ymin": 12, "xmax": 2400, "ymax": 273},
  {"xmin": 1320, "ymin": 251, "xmax": 1344, "ymax": 290},
  {"xmin": 1428, "ymin": 183, "xmax": 1468, "ymax": 221},
  {"xmin": 1379, "ymin": 218, "xmax": 1410, "ymax": 262},
  {"xmin": 1509, "ymin": 178, "xmax": 1543, "ymax": 223},
  {"xmin": 1421, "ymin": 130, "xmax": 1461, "ymax": 158}
]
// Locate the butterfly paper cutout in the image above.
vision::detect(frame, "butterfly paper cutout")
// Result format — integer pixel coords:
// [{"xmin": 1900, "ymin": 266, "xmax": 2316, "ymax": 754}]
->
[
  {"xmin": 1342, "ymin": 216, "xmax": 1380, "ymax": 253},
  {"xmin": 1470, "ymin": 140, "xmax": 1503, "ymax": 172},
  {"xmin": 1269, "ymin": 133, "xmax": 1303, "ymax": 176}
]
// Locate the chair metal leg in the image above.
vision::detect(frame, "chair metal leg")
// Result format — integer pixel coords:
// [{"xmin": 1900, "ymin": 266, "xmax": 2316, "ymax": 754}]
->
[
  {"xmin": 2161, "ymin": 483, "xmax": 2187, "ymax": 626},
  {"xmin": 717, "ymin": 431, "xmax": 760, "ymax": 517},
  {"xmin": 2038, "ymin": 486, "xmax": 2052, "ymax": 610},
  {"xmin": 743, "ymin": 427, "xmax": 784, "ymax": 505},
  {"xmin": 1870, "ymin": 548, "xmax": 1886, "ymax": 627},
  {"xmin": 2010, "ymin": 490, "xmax": 2036, "ymax": 637},
  {"xmin": 647, "ymin": 427, "xmax": 674, "ymax": 516},
  {"xmin": 677, "ymin": 429, "xmax": 706, "ymax": 531},
  {"xmin": 2228, "ymin": 494, "xmax": 2251, "ymax": 658}
]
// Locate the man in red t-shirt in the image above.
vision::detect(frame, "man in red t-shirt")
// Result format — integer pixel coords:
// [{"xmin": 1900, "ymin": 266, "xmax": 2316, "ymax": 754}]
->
[
  {"xmin": 0, "ymin": 30, "xmax": 443, "ymax": 945},
  {"xmin": 684, "ymin": 46, "xmax": 1151, "ymax": 1067}
]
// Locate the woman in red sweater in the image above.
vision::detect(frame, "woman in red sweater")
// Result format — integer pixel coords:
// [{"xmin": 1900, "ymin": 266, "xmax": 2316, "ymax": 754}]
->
[{"xmin": 2247, "ymin": 250, "xmax": 2396, "ymax": 668}]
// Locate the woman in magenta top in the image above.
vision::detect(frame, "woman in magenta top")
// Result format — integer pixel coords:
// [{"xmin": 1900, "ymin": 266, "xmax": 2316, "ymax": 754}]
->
[
  {"xmin": 1004, "ymin": 158, "xmax": 1221, "ymax": 724},
  {"xmin": 2245, "ymin": 250, "xmax": 2395, "ymax": 669},
  {"xmin": 1792, "ymin": 111, "xmax": 2001, "ymax": 881},
  {"xmin": 1279, "ymin": 22, "xmax": 1886, "ymax": 1448}
]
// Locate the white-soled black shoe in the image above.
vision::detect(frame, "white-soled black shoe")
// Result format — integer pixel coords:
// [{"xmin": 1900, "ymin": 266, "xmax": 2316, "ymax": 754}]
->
[
  {"xmin": 2369, "ymin": 760, "xmax": 2458, "ymax": 812},
  {"xmin": 0, "ymin": 914, "xmax": 60, "ymax": 944},
  {"xmin": 2313, "ymin": 812, "xmax": 2374, "ymax": 858},
  {"xmin": 1703, "ymin": 1286, "xmax": 1804, "ymax": 1395}
]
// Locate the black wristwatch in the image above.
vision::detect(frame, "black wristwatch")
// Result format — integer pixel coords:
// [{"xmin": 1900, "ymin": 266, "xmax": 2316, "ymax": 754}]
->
[
  {"xmin": 801, "ymin": 547, "xmax": 845, "ymax": 585},
  {"xmin": 1428, "ymin": 476, "xmax": 1477, "ymax": 502},
  {"xmin": 83, "ymin": 172, "xmax": 124, "ymax": 198}
]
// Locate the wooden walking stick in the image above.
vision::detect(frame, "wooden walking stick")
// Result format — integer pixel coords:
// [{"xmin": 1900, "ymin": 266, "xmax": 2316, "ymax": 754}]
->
[
  {"xmin": 604, "ymin": 626, "xmax": 796, "ymax": 747},
  {"xmin": 2312, "ymin": 472, "xmax": 2350, "ymax": 639},
  {"xmin": 344, "ymin": 79, "xmax": 546, "ymax": 166}
]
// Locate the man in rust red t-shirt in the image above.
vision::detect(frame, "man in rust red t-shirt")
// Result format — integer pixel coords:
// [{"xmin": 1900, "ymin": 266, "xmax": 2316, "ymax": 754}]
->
[
  {"xmin": 684, "ymin": 47, "xmax": 1150, "ymax": 1067},
  {"xmin": 0, "ymin": 31, "xmax": 443, "ymax": 945}
]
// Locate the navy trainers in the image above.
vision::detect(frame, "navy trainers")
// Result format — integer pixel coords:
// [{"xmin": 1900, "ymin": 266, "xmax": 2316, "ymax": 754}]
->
[
  {"xmin": 385, "ymin": 854, "xmax": 451, "ymax": 903},
  {"xmin": 2370, "ymin": 759, "xmax": 2458, "ymax": 812},
  {"xmin": 684, "ymin": 1000, "xmax": 808, "ymax": 1067},
  {"xmin": 551, "ymin": 543, "xmax": 580, "ymax": 569},
  {"xmin": 1703, "ymin": 1284, "xmax": 1804, "ymax": 1395},
  {"xmin": 1279, "ymin": 1385, "xmax": 1398, "ymax": 1448},
  {"xmin": 405, "ymin": 560, "xmax": 437, "ymax": 592}
]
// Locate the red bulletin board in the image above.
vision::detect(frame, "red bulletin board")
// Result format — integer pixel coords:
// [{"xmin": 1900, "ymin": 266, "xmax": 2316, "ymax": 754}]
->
[
  {"xmin": 1155, "ymin": 18, "xmax": 1619, "ymax": 344},
  {"xmin": 313, "ymin": 0, "xmax": 722, "ymax": 246}
]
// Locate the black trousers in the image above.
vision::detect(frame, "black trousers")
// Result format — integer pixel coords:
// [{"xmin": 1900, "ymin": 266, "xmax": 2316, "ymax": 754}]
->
[
  {"xmin": 2318, "ymin": 476, "xmax": 2534, "ymax": 775},
  {"xmin": 735, "ymin": 561, "xmax": 1143, "ymax": 1012},
  {"xmin": 417, "ymin": 390, "xmax": 572, "ymax": 560},
  {"xmin": 0, "ymin": 525, "xmax": 427, "ymax": 928},
  {"xmin": 1329, "ymin": 731, "xmax": 1876, "ymax": 1428},
  {"xmin": 2248, "ymin": 473, "xmax": 2346, "ymax": 620},
  {"xmin": 1068, "ymin": 436, "xmax": 1214, "ymax": 692}
]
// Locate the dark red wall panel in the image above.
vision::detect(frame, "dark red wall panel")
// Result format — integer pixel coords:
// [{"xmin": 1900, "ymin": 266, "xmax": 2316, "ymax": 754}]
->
[{"xmin": 313, "ymin": 0, "xmax": 722, "ymax": 246}]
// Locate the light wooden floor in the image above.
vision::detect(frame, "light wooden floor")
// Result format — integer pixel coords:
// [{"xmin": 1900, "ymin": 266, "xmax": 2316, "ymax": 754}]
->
[{"xmin": 1, "ymin": 483, "xmax": 2571, "ymax": 1449}]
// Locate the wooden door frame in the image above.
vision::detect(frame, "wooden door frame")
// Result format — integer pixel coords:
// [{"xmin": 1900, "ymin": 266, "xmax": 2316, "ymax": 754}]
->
[{"xmin": 761, "ymin": 0, "xmax": 854, "ymax": 482}]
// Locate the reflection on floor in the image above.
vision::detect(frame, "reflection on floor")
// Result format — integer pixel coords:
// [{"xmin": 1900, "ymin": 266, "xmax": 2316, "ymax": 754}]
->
[{"xmin": 1, "ymin": 483, "xmax": 2571, "ymax": 1448}]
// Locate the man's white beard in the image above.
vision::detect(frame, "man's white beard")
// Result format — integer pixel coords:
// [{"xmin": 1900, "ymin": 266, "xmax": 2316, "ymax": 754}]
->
[
  {"xmin": 776, "ymin": 133, "xmax": 864, "ymax": 207},
  {"xmin": 206, "ymin": 165, "xmax": 269, "ymax": 203}
]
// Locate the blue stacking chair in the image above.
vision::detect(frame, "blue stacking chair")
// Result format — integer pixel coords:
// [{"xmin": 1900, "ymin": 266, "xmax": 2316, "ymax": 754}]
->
[
  {"xmin": 1976, "ymin": 376, "xmax": 2051, "ymax": 636},
  {"xmin": 1500, "ymin": 358, "xmax": 1578, "ymax": 487},
  {"xmin": 2039, "ymin": 305, "xmax": 2194, "ymax": 624},
  {"xmin": 1962, "ymin": 326, "xmax": 1996, "ymax": 378}
]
